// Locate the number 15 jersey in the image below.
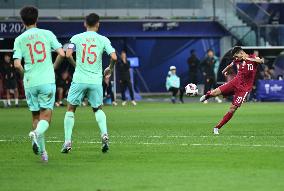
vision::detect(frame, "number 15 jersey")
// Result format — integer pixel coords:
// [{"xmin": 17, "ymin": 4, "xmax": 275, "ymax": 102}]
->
[
  {"xmin": 70, "ymin": 31, "xmax": 115, "ymax": 85},
  {"xmin": 13, "ymin": 27, "xmax": 62, "ymax": 88}
]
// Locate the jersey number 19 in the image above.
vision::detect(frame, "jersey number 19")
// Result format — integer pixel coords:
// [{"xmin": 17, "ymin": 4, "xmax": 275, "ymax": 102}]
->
[{"xmin": 26, "ymin": 41, "xmax": 46, "ymax": 64}]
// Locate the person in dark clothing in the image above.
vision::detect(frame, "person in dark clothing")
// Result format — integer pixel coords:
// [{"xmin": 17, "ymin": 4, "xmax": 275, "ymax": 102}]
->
[
  {"xmin": 187, "ymin": 49, "xmax": 200, "ymax": 84},
  {"xmin": 103, "ymin": 75, "xmax": 117, "ymax": 106},
  {"xmin": 55, "ymin": 70, "xmax": 71, "ymax": 107},
  {"xmin": 118, "ymin": 50, "xmax": 137, "ymax": 106},
  {"xmin": 2, "ymin": 53, "xmax": 19, "ymax": 107},
  {"xmin": 201, "ymin": 49, "xmax": 222, "ymax": 104}
]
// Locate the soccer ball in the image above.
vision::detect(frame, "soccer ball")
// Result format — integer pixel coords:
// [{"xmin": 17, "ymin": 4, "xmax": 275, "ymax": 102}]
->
[{"xmin": 185, "ymin": 83, "xmax": 198, "ymax": 96}]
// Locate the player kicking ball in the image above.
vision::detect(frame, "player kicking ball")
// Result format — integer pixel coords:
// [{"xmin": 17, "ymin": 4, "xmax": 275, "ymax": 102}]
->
[
  {"xmin": 200, "ymin": 46, "xmax": 264, "ymax": 134},
  {"xmin": 61, "ymin": 13, "xmax": 117, "ymax": 153},
  {"xmin": 13, "ymin": 6, "xmax": 65, "ymax": 162}
]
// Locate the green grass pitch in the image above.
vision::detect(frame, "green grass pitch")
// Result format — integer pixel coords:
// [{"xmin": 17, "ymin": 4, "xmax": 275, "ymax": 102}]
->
[{"xmin": 0, "ymin": 102, "xmax": 284, "ymax": 191}]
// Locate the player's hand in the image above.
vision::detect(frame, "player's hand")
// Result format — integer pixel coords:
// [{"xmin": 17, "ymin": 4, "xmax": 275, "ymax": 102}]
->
[{"xmin": 104, "ymin": 67, "xmax": 112, "ymax": 78}]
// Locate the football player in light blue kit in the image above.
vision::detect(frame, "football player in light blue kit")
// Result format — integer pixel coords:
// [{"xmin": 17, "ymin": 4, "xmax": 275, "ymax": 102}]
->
[
  {"xmin": 13, "ymin": 6, "xmax": 65, "ymax": 162},
  {"xmin": 61, "ymin": 13, "xmax": 117, "ymax": 153}
]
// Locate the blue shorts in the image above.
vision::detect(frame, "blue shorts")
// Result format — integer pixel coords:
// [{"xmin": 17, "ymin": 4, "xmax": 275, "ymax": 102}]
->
[
  {"xmin": 67, "ymin": 82, "xmax": 103, "ymax": 108},
  {"xmin": 25, "ymin": 83, "xmax": 56, "ymax": 111}
]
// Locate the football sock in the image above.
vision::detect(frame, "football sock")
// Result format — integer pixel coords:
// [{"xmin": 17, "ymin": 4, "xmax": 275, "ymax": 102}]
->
[
  {"xmin": 15, "ymin": 98, "xmax": 19, "ymax": 105},
  {"xmin": 95, "ymin": 110, "xmax": 107, "ymax": 136},
  {"xmin": 35, "ymin": 120, "xmax": 49, "ymax": 152},
  {"xmin": 37, "ymin": 134, "xmax": 46, "ymax": 153},
  {"xmin": 64, "ymin": 111, "xmax": 74, "ymax": 142},
  {"xmin": 216, "ymin": 111, "xmax": 234, "ymax": 129},
  {"xmin": 7, "ymin": 99, "xmax": 11, "ymax": 105}
]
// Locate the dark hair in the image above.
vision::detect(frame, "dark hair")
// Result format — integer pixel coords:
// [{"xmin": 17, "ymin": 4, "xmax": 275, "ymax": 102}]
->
[
  {"xmin": 231, "ymin": 46, "xmax": 243, "ymax": 56},
  {"xmin": 85, "ymin": 13, "xmax": 100, "ymax": 27},
  {"xmin": 4, "ymin": 53, "xmax": 11, "ymax": 57},
  {"xmin": 207, "ymin": 49, "xmax": 214, "ymax": 53},
  {"xmin": 20, "ymin": 6, "xmax": 38, "ymax": 26}
]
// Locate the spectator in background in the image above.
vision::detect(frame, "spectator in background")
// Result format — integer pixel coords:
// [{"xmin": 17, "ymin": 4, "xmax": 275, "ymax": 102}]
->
[
  {"xmin": 2, "ymin": 53, "xmax": 19, "ymax": 107},
  {"xmin": 201, "ymin": 49, "xmax": 222, "ymax": 104},
  {"xmin": 187, "ymin": 49, "xmax": 200, "ymax": 84},
  {"xmin": 103, "ymin": 75, "xmax": 117, "ymax": 106},
  {"xmin": 166, "ymin": 66, "xmax": 184, "ymax": 104},
  {"xmin": 118, "ymin": 50, "xmax": 137, "ymax": 106},
  {"xmin": 55, "ymin": 70, "xmax": 71, "ymax": 107}
]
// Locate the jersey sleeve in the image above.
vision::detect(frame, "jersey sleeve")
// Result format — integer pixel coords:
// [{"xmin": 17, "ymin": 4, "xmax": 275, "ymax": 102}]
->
[
  {"xmin": 103, "ymin": 37, "xmax": 115, "ymax": 55},
  {"xmin": 13, "ymin": 38, "xmax": 22, "ymax": 59},
  {"xmin": 48, "ymin": 31, "xmax": 62, "ymax": 50},
  {"xmin": 70, "ymin": 35, "xmax": 78, "ymax": 45}
]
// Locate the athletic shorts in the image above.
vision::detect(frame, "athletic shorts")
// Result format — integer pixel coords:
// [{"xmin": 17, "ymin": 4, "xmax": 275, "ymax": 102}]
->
[
  {"xmin": 5, "ymin": 79, "xmax": 17, "ymax": 89},
  {"xmin": 67, "ymin": 82, "xmax": 103, "ymax": 108},
  {"xmin": 219, "ymin": 81, "xmax": 249, "ymax": 107},
  {"xmin": 25, "ymin": 83, "xmax": 56, "ymax": 111}
]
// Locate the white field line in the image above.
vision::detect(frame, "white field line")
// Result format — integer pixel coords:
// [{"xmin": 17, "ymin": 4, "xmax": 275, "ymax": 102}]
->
[
  {"xmin": 1, "ymin": 135, "xmax": 284, "ymax": 140},
  {"xmin": 1, "ymin": 139, "xmax": 284, "ymax": 148}
]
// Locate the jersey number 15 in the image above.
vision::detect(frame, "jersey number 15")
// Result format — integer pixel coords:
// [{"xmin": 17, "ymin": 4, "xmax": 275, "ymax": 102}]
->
[{"xmin": 82, "ymin": 44, "xmax": 97, "ymax": 64}]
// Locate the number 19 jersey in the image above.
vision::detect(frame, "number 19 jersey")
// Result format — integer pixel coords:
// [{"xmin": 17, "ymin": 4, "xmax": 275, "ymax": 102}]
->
[
  {"xmin": 13, "ymin": 27, "xmax": 62, "ymax": 88},
  {"xmin": 70, "ymin": 31, "xmax": 115, "ymax": 85}
]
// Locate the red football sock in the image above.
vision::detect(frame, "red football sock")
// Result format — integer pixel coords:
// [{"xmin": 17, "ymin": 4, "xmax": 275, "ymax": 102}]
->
[{"xmin": 216, "ymin": 111, "xmax": 234, "ymax": 129}]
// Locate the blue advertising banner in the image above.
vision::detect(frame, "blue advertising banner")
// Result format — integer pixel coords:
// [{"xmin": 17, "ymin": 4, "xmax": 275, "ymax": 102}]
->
[
  {"xmin": 0, "ymin": 20, "xmax": 229, "ymax": 38},
  {"xmin": 256, "ymin": 80, "xmax": 284, "ymax": 101}
]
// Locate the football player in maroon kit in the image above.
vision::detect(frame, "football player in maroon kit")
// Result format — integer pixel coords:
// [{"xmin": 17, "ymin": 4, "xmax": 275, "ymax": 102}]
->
[{"xmin": 200, "ymin": 46, "xmax": 264, "ymax": 134}]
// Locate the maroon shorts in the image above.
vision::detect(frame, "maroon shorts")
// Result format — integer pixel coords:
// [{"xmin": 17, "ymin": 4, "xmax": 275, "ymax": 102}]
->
[{"xmin": 219, "ymin": 81, "xmax": 249, "ymax": 107}]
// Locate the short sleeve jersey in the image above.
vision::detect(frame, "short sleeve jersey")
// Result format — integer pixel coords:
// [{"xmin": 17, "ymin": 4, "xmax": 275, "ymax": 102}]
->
[
  {"xmin": 13, "ymin": 28, "xmax": 62, "ymax": 88},
  {"xmin": 233, "ymin": 54, "xmax": 258, "ymax": 91},
  {"xmin": 70, "ymin": 31, "xmax": 115, "ymax": 84}
]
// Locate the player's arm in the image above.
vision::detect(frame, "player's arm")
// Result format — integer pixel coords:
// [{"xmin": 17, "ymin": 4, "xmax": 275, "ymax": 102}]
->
[
  {"xmin": 245, "ymin": 57, "xmax": 264, "ymax": 64},
  {"xmin": 65, "ymin": 44, "xmax": 76, "ymax": 67},
  {"xmin": 222, "ymin": 62, "xmax": 234, "ymax": 76},
  {"xmin": 104, "ymin": 52, "xmax": 117, "ymax": 78},
  {"xmin": 13, "ymin": 38, "xmax": 24, "ymax": 78},
  {"xmin": 14, "ymin": 59, "xmax": 24, "ymax": 78},
  {"xmin": 54, "ymin": 48, "xmax": 65, "ymax": 69},
  {"xmin": 103, "ymin": 37, "xmax": 117, "ymax": 77},
  {"xmin": 48, "ymin": 31, "xmax": 65, "ymax": 69}
]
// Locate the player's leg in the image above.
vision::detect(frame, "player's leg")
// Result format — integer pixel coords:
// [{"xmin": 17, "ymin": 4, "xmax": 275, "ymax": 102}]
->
[
  {"xmin": 62, "ymin": 103, "xmax": 77, "ymax": 153},
  {"xmin": 33, "ymin": 108, "xmax": 53, "ymax": 161},
  {"xmin": 89, "ymin": 84, "xmax": 109, "ymax": 153},
  {"xmin": 213, "ymin": 104, "xmax": 238, "ymax": 135},
  {"xmin": 200, "ymin": 80, "xmax": 234, "ymax": 102},
  {"xmin": 25, "ymin": 87, "xmax": 41, "ymax": 155},
  {"xmin": 32, "ymin": 111, "xmax": 40, "ymax": 130},
  {"xmin": 29, "ymin": 111, "xmax": 40, "ymax": 155},
  {"xmin": 62, "ymin": 82, "xmax": 83, "ymax": 153},
  {"xmin": 200, "ymin": 87, "xmax": 222, "ymax": 102},
  {"xmin": 31, "ymin": 84, "xmax": 56, "ymax": 161},
  {"xmin": 213, "ymin": 91, "xmax": 248, "ymax": 134}
]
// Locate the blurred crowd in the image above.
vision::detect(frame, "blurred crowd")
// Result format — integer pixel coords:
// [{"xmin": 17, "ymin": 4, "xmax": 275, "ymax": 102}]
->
[
  {"xmin": 0, "ymin": 49, "xmax": 282, "ymax": 107},
  {"xmin": 0, "ymin": 51, "xmax": 137, "ymax": 107}
]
